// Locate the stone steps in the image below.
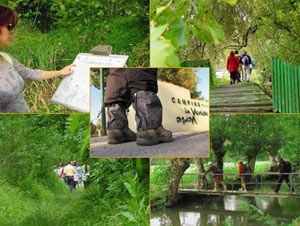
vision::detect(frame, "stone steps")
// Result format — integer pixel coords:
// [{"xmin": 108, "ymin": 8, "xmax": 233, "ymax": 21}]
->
[{"xmin": 210, "ymin": 82, "xmax": 273, "ymax": 113}]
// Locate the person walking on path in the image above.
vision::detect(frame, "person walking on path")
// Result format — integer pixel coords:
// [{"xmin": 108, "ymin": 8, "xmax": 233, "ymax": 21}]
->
[
  {"xmin": 59, "ymin": 163, "xmax": 65, "ymax": 181},
  {"xmin": 72, "ymin": 161, "xmax": 79, "ymax": 190},
  {"xmin": 105, "ymin": 68, "xmax": 172, "ymax": 146},
  {"xmin": 76, "ymin": 163, "xmax": 84, "ymax": 188},
  {"xmin": 204, "ymin": 162, "xmax": 227, "ymax": 192},
  {"xmin": 240, "ymin": 51, "xmax": 252, "ymax": 82},
  {"xmin": 83, "ymin": 164, "xmax": 90, "ymax": 189},
  {"xmin": 0, "ymin": 6, "xmax": 75, "ymax": 113},
  {"xmin": 64, "ymin": 161, "xmax": 77, "ymax": 192},
  {"xmin": 274, "ymin": 155, "xmax": 294, "ymax": 193},
  {"xmin": 227, "ymin": 51, "xmax": 240, "ymax": 84},
  {"xmin": 238, "ymin": 160, "xmax": 247, "ymax": 192},
  {"xmin": 235, "ymin": 50, "xmax": 241, "ymax": 82}
]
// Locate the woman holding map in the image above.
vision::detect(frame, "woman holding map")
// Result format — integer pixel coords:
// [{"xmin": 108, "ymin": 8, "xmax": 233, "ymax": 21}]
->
[{"xmin": 0, "ymin": 6, "xmax": 74, "ymax": 113}]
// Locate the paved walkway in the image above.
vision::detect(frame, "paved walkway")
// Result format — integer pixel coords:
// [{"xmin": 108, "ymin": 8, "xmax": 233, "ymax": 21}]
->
[{"xmin": 91, "ymin": 131, "xmax": 209, "ymax": 157}]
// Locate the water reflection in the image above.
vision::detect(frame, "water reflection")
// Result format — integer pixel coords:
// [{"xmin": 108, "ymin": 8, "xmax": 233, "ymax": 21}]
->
[{"xmin": 151, "ymin": 195, "xmax": 300, "ymax": 226}]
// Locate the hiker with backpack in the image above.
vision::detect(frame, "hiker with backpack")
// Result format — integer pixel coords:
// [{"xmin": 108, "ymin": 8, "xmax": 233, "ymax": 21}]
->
[
  {"xmin": 238, "ymin": 160, "xmax": 251, "ymax": 192},
  {"xmin": 240, "ymin": 51, "xmax": 252, "ymax": 82},
  {"xmin": 0, "ymin": 6, "xmax": 74, "ymax": 113},
  {"xmin": 274, "ymin": 155, "xmax": 294, "ymax": 193},
  {"xmin": 204, "ymin": 162, "xmax": 227, "ymax": 192},
  {"xmin": 227, "ymin": 51, "xmax": 240, "ymax": 84}
]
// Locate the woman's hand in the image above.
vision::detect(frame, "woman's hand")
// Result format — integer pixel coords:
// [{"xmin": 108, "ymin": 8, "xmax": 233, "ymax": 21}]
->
[
  {"xmin": 59, "ymin": 64, "xmax": 76, "ymax": 76},
  {"xmin": 41, "ymin": 64, "xmax": 76, "ymax": 80}
]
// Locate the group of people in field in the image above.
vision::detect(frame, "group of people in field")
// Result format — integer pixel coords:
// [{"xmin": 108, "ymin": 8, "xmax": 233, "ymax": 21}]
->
[
  {"xmin": 227, "ymin": 50, "xmax": 254, "ymax": 84},
  {"xmin": 203, "ymin": 155, "xmax": 294, "ymax": 193},
  {"xmin": 54, "ymin": 161, "xmax": 90, "ymax": 192}
]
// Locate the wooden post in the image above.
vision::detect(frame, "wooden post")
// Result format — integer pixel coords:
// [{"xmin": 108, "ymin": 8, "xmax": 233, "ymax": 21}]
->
[
  {"xmin": 89, "ymin": 45, "xmax": 112, "ymax": 136},
  {"xmin": 100, "ymin": 68, "xmax": 106, "ymax": 136}
]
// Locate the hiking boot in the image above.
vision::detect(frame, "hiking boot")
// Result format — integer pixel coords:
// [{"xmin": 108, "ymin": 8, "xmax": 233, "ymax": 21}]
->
[
  {"xmin": 136, "ymin": 126, "xmax": 172, "ymax": 146},
  {"xmin": 107, "ymin": 128, "xmax": 136, "ymax": 144}
]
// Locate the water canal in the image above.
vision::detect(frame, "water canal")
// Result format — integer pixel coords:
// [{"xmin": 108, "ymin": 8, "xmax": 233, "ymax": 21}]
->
[{"xmin": 151, "ymin": 192, "xmax": 300, "ymax": 226}]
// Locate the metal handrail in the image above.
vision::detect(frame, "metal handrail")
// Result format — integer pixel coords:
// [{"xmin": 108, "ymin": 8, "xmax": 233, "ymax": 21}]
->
[
  {"xmin": 184, "ymin": 172, "xmax": 300, "ymax": 176},
  {"xmin": 180, "ymin": 172, "xmax": 300, "ymax": 193}
]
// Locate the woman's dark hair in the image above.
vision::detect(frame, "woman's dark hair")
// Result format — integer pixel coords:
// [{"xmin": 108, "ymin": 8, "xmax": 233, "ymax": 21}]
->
[
  {"xmin": 230, "ymin": 51, "xmax": 235, "ymax": 56},
  {"xmin": 0, "ymin": 6, "xmax": 18, "ymax": 27}
]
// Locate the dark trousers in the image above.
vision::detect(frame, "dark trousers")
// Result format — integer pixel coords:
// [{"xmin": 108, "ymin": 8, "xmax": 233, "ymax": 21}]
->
[
  {"xmin": 230, "ymin": 71, "xmax": 238, "ymax": 84},
  {"xmin": 105, "ymin": 69, "xmax": 162, "ymax": 131},
  {"xmin": 66, "ymin": 176, "xmax": 74, "ymax": 192},
  {"xmin": 274, "ymin": 174, "xmax": 294, "ymax": 192},
  {"xmin": 105, "ymin": 68, "xmax": 158, "ymax": 108}
]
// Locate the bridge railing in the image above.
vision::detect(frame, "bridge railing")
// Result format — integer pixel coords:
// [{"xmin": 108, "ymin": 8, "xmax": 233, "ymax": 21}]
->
[
  {"xmin": 180, "ymin": 172, "xmax": 300, "ymax": 193},
  {"xmin": 272, "ymin": 58, "xmax": 300, "ymax": 113}
]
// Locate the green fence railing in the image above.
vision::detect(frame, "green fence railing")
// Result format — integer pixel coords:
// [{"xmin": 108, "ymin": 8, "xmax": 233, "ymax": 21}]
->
[
  {"xmin": 272, "ymin": 59, "xmax": 300, "ymax": 113},
  {"xmin": 180, "ymin": 59, "xmax": 214, "ymax": 88}
]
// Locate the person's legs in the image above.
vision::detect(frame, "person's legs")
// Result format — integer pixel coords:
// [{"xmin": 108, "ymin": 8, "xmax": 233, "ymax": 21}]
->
[
  {"xmin": 230, "ymin": 72, "xmax": 235, "ymax": 84},
  {"xmin": 241, "ymin": 175, "xmax": 247, "ymax": 191},
  {"xmin": 246, "ymin": 66, "xmax": 251, "ymax": 81},
  {"xmin": 220, "ymin": 182, "xmax": 227, "ymax": 191},
  {"xmin": 105, "ymin": 69, "xmax": 136, "ymax": 144},
  {"xmin": 106, "ymin": 103, "xmax": 136, "ymax": 144},
  {"xmin": 127, "ymin": 69, "xmax": 172, "ymax": 146},
  {"xmin": 234, "ymin": 71, "xmax": 239, "ymax": 84},
  {"xmin": 73, "ymin": 181, "xmax": 77, "ymax": 190},
  {"xmin": 220, "ymin": 180, "xmax": 227, "ymax": 191},
  {"xmin": 213, "ymin": 180, "xmax": 218, "ymax": 192},
  {"xmin": 67, "ymin": 176, "xmax": 74, "ymax": 192},
  {"xmin": 274, "ymin": 175, "xmax": 284, "ymax": 192},
  {"xmin": 242, "ymin": 65, "xmax": 246, "ymax": 81},
  {"xmin": 284, "ymin": 175, "xmax": 294, "ymax": 192},
  {"xmin": 237, "ymin": 71, "xmax": 241, "ymax": 82}
]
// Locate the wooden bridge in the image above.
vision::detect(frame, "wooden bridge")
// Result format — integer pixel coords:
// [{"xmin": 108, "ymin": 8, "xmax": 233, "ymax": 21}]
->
[
  {"xmin": 210, "ymin": 82, "xmax": 273, "ymax": 113},
  {"xmin": 179, "ymin": 172, "xmax": 300, "ymax": 198},
  {"xmin": 178, "ymin": 189, "xmax": 300, "ymax": 198}
]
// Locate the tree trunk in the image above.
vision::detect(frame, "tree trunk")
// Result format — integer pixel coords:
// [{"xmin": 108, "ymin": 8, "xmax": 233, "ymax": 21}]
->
[
  {"xmin": 196, "ymin": 158, "xmax": 207, "ymax": 189},
  {"xmin": 213, "ymin": 148, "xmax": 225, "ymax": 171},
  {"xmin": 248, "ymin": 155, "xmax": 257, "ymax": 172},
  {"xmin": 165, "ymin": 159, "xmax": 190, "ymax": 207},
  {"xmin": 269, "ymin": 155, "xmax": 278, "ymax": 172},
  {"xmin": 211, "ymin": 135, "xmax": 226, "ymax": 171}
]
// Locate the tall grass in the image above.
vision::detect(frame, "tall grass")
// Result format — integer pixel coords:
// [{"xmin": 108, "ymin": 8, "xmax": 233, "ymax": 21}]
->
[
  {"xmin": 4, "ymin": 16, "xmax": 149, "ymax": 112},
  {"xmin": 0, "ymin": 173, "xmax": 149, "ymax": 226}
]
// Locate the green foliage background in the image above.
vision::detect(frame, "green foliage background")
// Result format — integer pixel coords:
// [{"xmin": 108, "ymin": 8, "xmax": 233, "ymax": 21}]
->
[
  {"xmin": 210, "ymin": 114, "xmax": 300, "ymax": 171},
  {"xmin": 0, "ymin": 0, "xmax": 149, "ymax": 112},
  {"xmin": 0, "ymin": 115, "xmax": 149, "ymax": 226}
]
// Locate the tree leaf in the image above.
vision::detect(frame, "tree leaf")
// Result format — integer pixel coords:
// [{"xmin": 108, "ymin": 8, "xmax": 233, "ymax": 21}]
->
[
  {"xmin": 156, "ymin": 0, "xmax": 172, "ymax": 16},
  {"xmin": 164, "ymin": 18, "xmax": 189, "ymax": 47},
  {"xmin": 150, "ymin": 37, "xmax": 180, "ymax": 67},
  {"xmin": 151, "ymin": 22, "xmax": 169, "ymax": 40}
]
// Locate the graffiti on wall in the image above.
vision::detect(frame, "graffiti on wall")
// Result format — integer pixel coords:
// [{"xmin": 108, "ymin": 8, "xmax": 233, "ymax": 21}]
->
[{"xmin": 172, "ymin": 97, "xmax": 208, "ymax": 125}]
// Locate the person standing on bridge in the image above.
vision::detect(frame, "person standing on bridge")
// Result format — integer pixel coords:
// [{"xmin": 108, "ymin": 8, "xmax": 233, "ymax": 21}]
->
[
  {"xmin": 240, "ymin": 51, "xmax": 252, "ymax": 82},
  {"xmin": 227, "ymin": 51, "xmax": 240, "ymax": 84},
  {"xmin": 274, "ymin": 155, "xmax": 294, "ymax": 193},
  {"xmin": 105, "ymin": 69, "xmax": 172, "ymax": 146},
  {"xmin": 204, "ymin": 162, "xmax": 227, "ymax": 192},
  {"xmin": 238, "ymin": 160, "xmax": 247, "ymax": 192}
]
